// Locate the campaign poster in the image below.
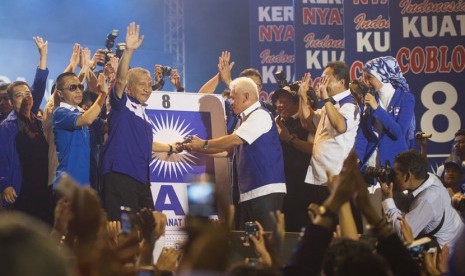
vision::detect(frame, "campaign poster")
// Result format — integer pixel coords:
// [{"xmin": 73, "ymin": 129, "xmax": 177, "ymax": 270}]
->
[
  {"xmin": 344, "ymin": 0, "xmax": 391, "ymax": 81},
  {"xmin": 146, "ymin": 92, "xmax": 230, "ymax": 230},
  {"xmin": 249, "ymin": 0, "xmax": 295, "ymax": 99},
  {"xmin": 294, "ymin": 0, "xmax": 344, "ymax": 88},
  {"xmin": 390, "ymin": 0, "xmax": 465, "ymax": 165}
]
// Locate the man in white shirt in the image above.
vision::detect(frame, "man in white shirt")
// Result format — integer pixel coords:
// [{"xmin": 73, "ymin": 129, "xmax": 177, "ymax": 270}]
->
[
  {"xmin": 381, "ymin": 150, "xmax": 464, "ymax": 247},
  {"xmin": 299, "ymin": 61, "xmax": 360, "ymax": 204},
  {"xmin": 186, "ymin": 77, "xmax": 286, "ymax": 230}
]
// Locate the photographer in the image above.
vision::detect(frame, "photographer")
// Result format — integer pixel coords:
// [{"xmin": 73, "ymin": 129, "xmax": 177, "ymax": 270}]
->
[
  {"xmin": 380, "ymin": 150, "xmax": 464, "ymax": 248},
  {"xmin": 153, "ymin": 64, "xmax": 184, "ymax": 92}
]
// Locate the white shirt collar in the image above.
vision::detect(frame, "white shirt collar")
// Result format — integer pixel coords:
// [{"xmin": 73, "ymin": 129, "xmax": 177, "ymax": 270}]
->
[
  {"xmin": 4, "ymin": 110, "xmax": 17, "ymax": 122},
  {"xmin": 240, "ymin": 101, "xmax": 261, "ymax": 119},
  {"xmin": 59, "ymin": 102, "xmax": 84, "ymax": 112},
  {"xmin": 332, "ymin": 89, "xmax": 351, "ymax": 102},
  {"xmin": 411, "ymin": 172, "xmax": 437, "ymax": 197}
]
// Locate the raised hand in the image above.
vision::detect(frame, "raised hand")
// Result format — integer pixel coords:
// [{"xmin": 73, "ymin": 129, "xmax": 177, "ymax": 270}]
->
[
  {"xmin": 125, "ymin": 22, "xmax": 144, "ymax": 50},
  {"xmin": 91, "ymin": 49, "xmax": 106, "ymax": 69},
  {"xmin": 80, "ymin": 47, "xmax": 92, "ymax": 69},
  {"xmin": 2, "ymin": 186, "xmax": 17, "ymax": 204},
  {"xmin": 69, "ymin": 43, "xmax": 81, "ymax": 69},
  {"xmin": 155, "ymin": 247, "xmax": 181, "ymax": 272},
  {"xmin": 154, "ymin": 64, "xmax": 163, "ymax": 84},
  {"xmin": 276, "ymin": 117, "xmax": 292, "ymax": 142},
  {"xmin": 97, "ymin": 73, "xmax": 109, "ymax": 96},
  {"xmin": 319, "ymin": 75, "xmax": 330, "ymax": 100},
  {"xmin": 299, "ymin": 72, "xmax": 311, "ymax": 100},
  {"xmin": 247, "ymin": 221, "xmax": 272, "ymax": 266},
  {"xmin": 364, "ymin": 92, "xmax": 378, "ymax": 110},
  {"xmin": 169, "ymin": 69, "xmax": 183, "ymax": 90},
  {"xmin": 136, "ymin": 208, "xmax": 156, "ymax": 241},
  {"xmin": 152, "ymin": 211, "xmax": 167, "ymax": 240},
  {"xmin": 218, "ymin": 51, "xmax": 234, "ymax": 85},
  {"xmin": 398, "ymin": 216, "xmax": 414, "ymax": 244},
  {"xmin": 33, "ymin": 36, "xmax": 48, "ymax": 56}
]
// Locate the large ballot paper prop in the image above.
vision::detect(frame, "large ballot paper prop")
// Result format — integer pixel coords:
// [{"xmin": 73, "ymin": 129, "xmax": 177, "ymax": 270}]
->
[{"xmin": 145, "ymin": 92, "xmax": 230, "ymax": 232}]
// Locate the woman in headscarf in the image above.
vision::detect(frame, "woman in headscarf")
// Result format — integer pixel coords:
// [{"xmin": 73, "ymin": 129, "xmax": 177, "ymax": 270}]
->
[{"xmin": 355, "ymin": 56, "xmax": 416, "ymax": 172}]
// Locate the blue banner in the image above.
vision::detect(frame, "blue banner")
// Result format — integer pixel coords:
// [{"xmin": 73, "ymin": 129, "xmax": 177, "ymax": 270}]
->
[
  {"xmin": 344, "ymin": 0, "xmax": 391, "ymax": 80},
  {"xmin": 249, "ymin": 0, "xmax": 295, "ymax": 99},
  {"xmin": 294, "ymin": 0, "xmax": 344, "ymax": 87},
  {"xmin": 389, "ymin": 0, "xmax": 465, "ymax": 164}
]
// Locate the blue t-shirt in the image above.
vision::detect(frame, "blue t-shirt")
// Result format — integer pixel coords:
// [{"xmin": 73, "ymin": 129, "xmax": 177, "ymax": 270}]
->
[
  {"xmin": 100, "ymin": 89, "xmax": 153, "ymax": 185},
  {"xmin": 52, "ymin": 103, "xmax": 90, "ymax": 186}
]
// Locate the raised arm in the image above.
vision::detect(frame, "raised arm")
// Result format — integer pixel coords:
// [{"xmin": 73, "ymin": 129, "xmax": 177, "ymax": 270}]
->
[
  {"xmin": 33, "ymin": 36, "xmax": 48, "ymax": 70},
  {"xmin": 76, "ymin": 74, "xmax": 108, "ymax": 127},
  {"xmin": 114, "ymin": 22, "xmax": 144, "ymax": 99},
  {"xmin": 319, "ymin": 76, "xmax": 347, "ymax": 134},
  {"xmin": 298, "ymin": 73, "xmax": 316, "ymax": 131},
  {"xmin": 31, "ymin": 36, "xmax": 49, "ymax": 115},
  {"xmin": 63, "ymin": 43, "xmax": 81, "ymax": 73},
  {"xmin": 198, "ymin": 51, "xmax": 234, "ymax": 94}
]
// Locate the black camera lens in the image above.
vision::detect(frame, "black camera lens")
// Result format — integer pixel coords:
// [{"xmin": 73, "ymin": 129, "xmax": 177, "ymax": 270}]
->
[{"xmin": 162, "ymin": 66, "xmax": 172, "ymax": 76}]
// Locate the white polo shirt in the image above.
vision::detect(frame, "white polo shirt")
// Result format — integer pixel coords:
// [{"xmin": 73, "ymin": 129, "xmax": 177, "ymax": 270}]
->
[{"xmin": 305, "ymin": 89, "xmax": 360, "ymax": 185}]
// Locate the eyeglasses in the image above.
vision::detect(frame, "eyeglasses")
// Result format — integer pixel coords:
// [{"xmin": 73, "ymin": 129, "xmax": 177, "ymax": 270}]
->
[{"xmin": 59, "ymin": 84, "xmax": 84, "ymax": 92}]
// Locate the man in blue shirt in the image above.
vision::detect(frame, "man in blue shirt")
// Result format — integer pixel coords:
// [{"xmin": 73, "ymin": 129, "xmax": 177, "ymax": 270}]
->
[
  {"xmin": 100, "ymin": 22, "xmax": 177, "ymax": 220},
  {"xmin": 53, "ymin": 72, "xmax": 108, "ymax": 186},
  {"xmin": 0, "ymin": 36, "xmax": 51, "ymax": 223}
]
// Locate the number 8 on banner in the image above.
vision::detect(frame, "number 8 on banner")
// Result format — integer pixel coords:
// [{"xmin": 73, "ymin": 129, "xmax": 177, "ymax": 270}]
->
[{"xmin": 421, "ymin": 81, "xmax": 460, "ymax": 143}]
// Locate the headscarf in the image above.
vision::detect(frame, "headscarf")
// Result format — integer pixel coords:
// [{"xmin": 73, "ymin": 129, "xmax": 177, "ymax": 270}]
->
[{"xmin": 363, "ymin": 56, "xmax": 410, "ymax": 94}]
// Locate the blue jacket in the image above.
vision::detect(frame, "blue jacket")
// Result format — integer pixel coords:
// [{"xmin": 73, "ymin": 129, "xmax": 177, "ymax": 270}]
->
[
  {"xmin": 0, "ymin": 68, "xmax": 48, "ymax": 205},
  {"xmin": 355, "ymin": 88, "xmax": 415, "ymax": 170}
]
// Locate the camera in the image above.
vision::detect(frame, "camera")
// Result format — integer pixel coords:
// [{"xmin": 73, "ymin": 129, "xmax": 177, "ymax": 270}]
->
[
  {"xmin": 274, "ymin": 69, "xmax": 319, "ymax": 110},
  {"xmin": 244, "ymin": 221, "xmax": 258, "ymax": 243},
  {"xmin": 364, "ymin": 160, "xmax": 395, "ymax": 184},
  {"xmin": 415, "ymin": 131, "xmax": 432, "ymax": 139},
  {"xmin": 161, "ymin": 66, "xmax": 172, "ymax": 77},
  {"xmin": 97, "ymin": 29, "xmax": 120, "ymax": 66}
]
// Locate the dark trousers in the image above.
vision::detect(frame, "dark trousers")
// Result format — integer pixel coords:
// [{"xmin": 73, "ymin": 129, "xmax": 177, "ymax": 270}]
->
[
  {"xmin": 102, "ymin": 172, "xmax": 154, "ymax": 221},
  {"xmin": 239, "ymin": 193, "xmax": 284, "ymax": 231}
]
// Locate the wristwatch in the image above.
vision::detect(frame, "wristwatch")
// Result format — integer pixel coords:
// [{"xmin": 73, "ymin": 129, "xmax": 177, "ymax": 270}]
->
[
  {"xmin": 203, "ymin": 140, "xmax": 209, "ymax": 150},
  {"xmin": 323, "ymin": 97, "xmax": 336, "ymax": 105},
  {"xmin": 318, "ymin": 205, "xmax": 338, "ymax": 221}
]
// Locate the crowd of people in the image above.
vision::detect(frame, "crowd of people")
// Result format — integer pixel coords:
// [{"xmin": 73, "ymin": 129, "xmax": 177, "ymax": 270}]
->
[{"xmin": 1, "ymin": 21, "xmax": 465, "ymax": 276}]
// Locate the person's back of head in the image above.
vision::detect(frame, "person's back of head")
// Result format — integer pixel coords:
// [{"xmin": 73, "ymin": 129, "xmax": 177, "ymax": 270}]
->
[
  {"xmin": 335, "ymin": 252, "xmax": 392, "ymax": 276},
  {"xmin": 228, "ymin": 263, "xmax": 281, "ymax": 276},
  {"xmin": 323, "ymin": 238, "xmax": 370, "ymax": 276},
  {"xmin": 0, "ymin": 212, "xmax": 72, "ymax": 276},
  {"xmin": 395, "ymin": 149, "xmax": 428, "ymax": 180}
]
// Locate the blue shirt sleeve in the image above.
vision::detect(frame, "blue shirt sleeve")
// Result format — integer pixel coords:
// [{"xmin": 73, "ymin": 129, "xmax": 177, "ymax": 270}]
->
[
  {"xmin": 53, "ymin": 107, "xmax": 80, "ymax": 130},
  {"xmin": 31, "ymin": 67, "xmax": 49, "ymax": 115},
  {"xmin": 110, "ymin": 87, "xmax": 127, "ymax": 110}
]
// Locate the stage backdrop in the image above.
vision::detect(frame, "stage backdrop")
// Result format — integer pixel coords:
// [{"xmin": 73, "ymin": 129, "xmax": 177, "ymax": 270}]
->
[
  {"xmin": 389, "ymin": 0, "xmax": 465, "ymax": 165},
  {"xmin": 249, "ymin": 0, "xmax": 295, "ymax": 98},
  {"xmin": 248, "ymin": 0, "xmax": 465, "ymax": 164},
  {"xmin": 344, "ymin": 0, "xmax": 391, "ymax": 81}
]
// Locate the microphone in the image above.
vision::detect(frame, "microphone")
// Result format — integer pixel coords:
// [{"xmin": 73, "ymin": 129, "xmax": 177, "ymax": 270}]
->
[
  {"xmin": 415, "ymin": 131, "xmax": 432, "ymax": 139},
  {"xmin": 363, "ymin": 89, "xmax": 374, "ymax": 117}
]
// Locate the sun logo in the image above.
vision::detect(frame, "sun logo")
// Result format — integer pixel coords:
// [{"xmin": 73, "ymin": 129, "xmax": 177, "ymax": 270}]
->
[{"xmin": 150, "ymin": 114, "xmax": 198, "ymax": 179}]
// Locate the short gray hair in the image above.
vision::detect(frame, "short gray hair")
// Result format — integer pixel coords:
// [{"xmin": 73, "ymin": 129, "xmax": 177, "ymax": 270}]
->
[
  {"xmin": 229, "ymin": 77, "xmax": 258, "ymax": 99},
  {"xmin": 127, "ymin": 67, "xmax": 151, "ymax": 85}
]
